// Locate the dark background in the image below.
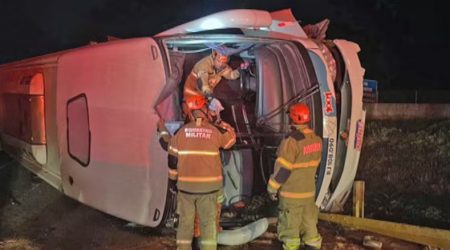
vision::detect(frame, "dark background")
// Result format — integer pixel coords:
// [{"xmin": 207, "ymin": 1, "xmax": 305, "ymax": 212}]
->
[{"xmin": 1, "ymin": 0, "xmax": 449, "ymax": 91}]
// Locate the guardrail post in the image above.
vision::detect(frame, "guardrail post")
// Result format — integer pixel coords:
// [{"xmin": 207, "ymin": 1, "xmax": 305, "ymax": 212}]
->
[{"xmin": 353, "ymin": 180, "xmax": 365, "ymax": 218}]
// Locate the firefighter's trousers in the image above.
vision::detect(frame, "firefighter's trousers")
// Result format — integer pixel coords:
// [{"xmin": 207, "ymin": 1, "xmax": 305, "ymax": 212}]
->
[
  {"xmin": 176, "ymin": 190, "xmax": 219, "ymax": 250},
  {"xmin": 278, "ymin": 197, "xmax": 322, "ymax": 250}
]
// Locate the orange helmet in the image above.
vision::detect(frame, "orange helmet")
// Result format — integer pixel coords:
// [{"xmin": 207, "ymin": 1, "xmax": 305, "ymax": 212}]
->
[
  {"xmin": 289, "ymin": 103, "xmax": 311, "ymax": 124},
  {"xmin": 185, "ymin": 95, "xmax": 207, "ymax": 111}
]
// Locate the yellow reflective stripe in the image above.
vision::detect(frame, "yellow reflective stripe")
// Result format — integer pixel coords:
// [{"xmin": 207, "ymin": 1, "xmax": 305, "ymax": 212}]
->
[
  {"xmin": 178, "ymin": 176, "xmax": 223, "ymax": 182},
  {"xmin": 217, "ymin": 194, "xmax": 224, "ymax": 203},
  {"xmin": 169, "ymin": 146, "xmax": 178, "ymax": 153},
  {"xmin": 224, "ymin": 137, "xmax": 236, "ymax": 149},
  {"xmin": 268, "ymin": 179, "xmax": 281, "ymax": 190},
  {"xmin": 291, "ymin": 159, "xmax": 321, "ymax": 169},
  {"xmin": 200, "ymin": 240, "xmax": 217, "ymax": 245},
  {"xmin": 304, "ymin": 235, "xmax": 322, "ymax": 248},
  {"xmin": 276, "ymin": 157, "xmax": 293, "ymax": 170},
  {"xmin": 168, "ymin": 169, "xmax": 178, "ymax": 176},
  {"xmin": 280, "ymin": 191, "xmax": 314, "ymax": 199},
  {"xmin": 177, "ymin": 239, "xmax": 192, "ymax": 245},
  {"xmin": 178, "ymin": 150, "xmax": 219, "ymax": 156},
  {"xmin": 159, "ymin": 131, "xmax": 169, "ymax": 136}
]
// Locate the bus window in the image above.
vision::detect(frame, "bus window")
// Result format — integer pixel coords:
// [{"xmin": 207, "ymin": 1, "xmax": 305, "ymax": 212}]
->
[{"xmin": 67, "ymin": 94, "xmax": 90, "ymax": 166}]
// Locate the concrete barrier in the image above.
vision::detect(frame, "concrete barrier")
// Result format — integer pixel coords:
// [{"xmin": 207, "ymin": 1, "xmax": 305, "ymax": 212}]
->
[{"xmin": 364, "ymin": 103, "xmax": 450, "ymax": 120}]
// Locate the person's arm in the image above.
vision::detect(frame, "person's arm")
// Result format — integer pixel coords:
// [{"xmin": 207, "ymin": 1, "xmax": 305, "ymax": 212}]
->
[
  {"xmin": 219, "ymin": 65, "xmax": 240, "ymax": 80},
  {"xmin": 157, "ymin": 119, "xmax": 171, "ymax": 151},
  {"xmin": 198, "ymin": 70, "xmax": 214, "ymax": 95},
  {"xmin": 168, "ymin": 136, "xmax": 179, "ymax": 181},
  {"xmin": 217, "ymin": 121, "xmax": 236, "ymax": 150},
  {"xmin": 267, "ymin": 138, "xmax": 298, "ymax": 199}
]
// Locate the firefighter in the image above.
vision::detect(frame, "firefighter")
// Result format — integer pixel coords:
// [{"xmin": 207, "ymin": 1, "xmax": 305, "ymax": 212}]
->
[
  {"xmin": 183, "ymin": 46, "xmax": 240, "ymax": 99},
  {"xmin": 167, "ymin": 95, "xmax": 236, "ymax": 250},
  {"xmin": 267, "ymin": 103, "xmax": 323, "ymax": 250},
  {"xmin": 157, "ymin": 100, "xmax": 230, "ymax": 244}
]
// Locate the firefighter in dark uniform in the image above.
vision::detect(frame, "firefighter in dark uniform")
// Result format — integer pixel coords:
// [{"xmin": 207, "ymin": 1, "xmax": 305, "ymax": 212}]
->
[
  {"xmin": 166, "ymin": 95, "xmax": 236, "ymax": 250},
  {"xmin": 267, "ymin": 103, "xmax": 323, "ymax": 250}
]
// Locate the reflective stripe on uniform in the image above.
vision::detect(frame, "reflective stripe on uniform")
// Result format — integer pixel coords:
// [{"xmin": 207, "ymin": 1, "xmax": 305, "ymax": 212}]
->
[
  {"xmin": 169, "ymin": 146, "xmax": 178, "ymax": 154},
  {"xmin": 291, "ymin": 159, "xmax": 320, "ymax": 169},
  {"xmin": 268, "ymin": 179, "xmax": 281, "ymax": 190},
  {"xmin": 217, "ymin": 193, "xmax": 224, "ymax": 203},
  {"xmin": 176, "ymin": 239, "xmax": 192, "ymax": 245},
  {"xmin": 283, "ymin": 237, "xmax": 301, "ymax": 244},
  {"xmin": 224, "ymin": 137, "xmax": 236, "ymax": 149},
  {"xmin": 276, "ymin": 157, "xmax": 293, "ymax": 169},
  {"xmin": 200, "ymin": 240, "xmax": 217, "ymax": 245},
  {"xmin": 178, "ymin": 176, "xmax": 223, "ymax": 182},
  {"xmin": 159, "ymin": 131, "xmax": 169, "ymax": 136},
  {"xmin": 304, "ymin": 235, "xmax": 322, "ymax": 248},
  {"xmin": 282, "ymin": 237, "xmax": 301, "ymax": 250},
  {"xmin": 168, "ymin": 169, "xmax": 178, "ymax": 177},
  {"xmin": 280, "ymin": 191, "xmax": 314, "ymax": 199},
  {"xmin": 178, "ymin": 150, "xmax": 219, "ymax": 156},
  {"xmin": 277, "ymin": 157, "xmax": 319, "ymax": 170}
]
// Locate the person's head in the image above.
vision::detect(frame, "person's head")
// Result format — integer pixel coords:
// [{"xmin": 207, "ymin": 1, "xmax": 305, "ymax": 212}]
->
[
  {"xmin": 184, "ymin": 95, "xmax": 208, "ymax": 121},
  {"xmin": 212, "ymin": 49, "xmax": 229, "ymax": 70},
  {"xmin": 289, "ymin": 103, "xmax": 311, "ymax": 125}
]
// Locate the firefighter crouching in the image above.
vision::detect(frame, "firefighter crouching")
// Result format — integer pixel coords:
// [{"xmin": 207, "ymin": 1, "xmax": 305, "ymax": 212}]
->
[
  {"xmin": 183, "ymin": 47, "xmax": 240, "ymax": 99},
  {"xmin": 167, "ymin": 95, "xmax": 236, "ymax": 250},
  {"xmin": 267, "ymin": 103, "xmax": 323, "ymax": 250}
]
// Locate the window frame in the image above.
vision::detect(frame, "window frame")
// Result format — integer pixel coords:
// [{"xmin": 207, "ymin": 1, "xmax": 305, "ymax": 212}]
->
[{"xmin": 66, "ymin": 93, "xmax": 91, "ymax": 167}]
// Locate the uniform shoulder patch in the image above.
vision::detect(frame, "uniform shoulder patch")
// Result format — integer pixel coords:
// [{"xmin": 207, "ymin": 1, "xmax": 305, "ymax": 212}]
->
[{"xmin": 286, "ymin": 129, "xmax": 305, "ymax": 141}]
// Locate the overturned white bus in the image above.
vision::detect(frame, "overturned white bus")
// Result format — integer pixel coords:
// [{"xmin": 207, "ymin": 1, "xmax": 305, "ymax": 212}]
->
[{"xmin": 0, "ymin": 9, "xmax": 365, "ymax": 241}]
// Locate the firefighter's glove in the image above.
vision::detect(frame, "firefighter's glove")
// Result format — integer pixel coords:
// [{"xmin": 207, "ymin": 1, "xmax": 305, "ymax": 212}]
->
[
  {"xmin": 202, "ymin": 85, "xmax": 213, "ymax": 96},
  {"xmin": 267, "ymin": 185, "xmax": 278, "ymax": 201},
  {"xmin": 219, "ymin": 121, "xmax": 235, "ymax": 132}
]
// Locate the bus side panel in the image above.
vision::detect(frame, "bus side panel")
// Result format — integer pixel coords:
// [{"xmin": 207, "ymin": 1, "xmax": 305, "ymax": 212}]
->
[{"xmin": 57, "ymin": 38, "xmax": 168, "ymax": 227}]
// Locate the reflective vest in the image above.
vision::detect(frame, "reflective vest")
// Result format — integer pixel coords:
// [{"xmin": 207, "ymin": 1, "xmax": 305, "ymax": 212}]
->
[
  {"xmin": 169, "ymin": 120, "xmax": 236, "ymax": 193},
  {"xmin": 268, "ymin": 125, "xmax": 322, "ymax": 200}
]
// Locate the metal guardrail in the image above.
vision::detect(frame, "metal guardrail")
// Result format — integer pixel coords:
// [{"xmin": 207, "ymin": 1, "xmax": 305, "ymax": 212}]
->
[{"xmin": 319, "ymin": 213, "xmax": 450, "ymax": 249}]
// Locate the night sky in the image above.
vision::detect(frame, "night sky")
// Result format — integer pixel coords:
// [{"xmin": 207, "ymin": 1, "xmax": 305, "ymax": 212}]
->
[{"xmin": 1, "ymin": 0, "xmax": 449, "ymax": 90}]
